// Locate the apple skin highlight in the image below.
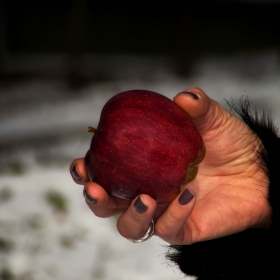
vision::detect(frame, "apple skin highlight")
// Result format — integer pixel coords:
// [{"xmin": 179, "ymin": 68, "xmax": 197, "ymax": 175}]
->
[{"xmin": 85, "ymin": 90, "xmax": 204, "ymax": 204}]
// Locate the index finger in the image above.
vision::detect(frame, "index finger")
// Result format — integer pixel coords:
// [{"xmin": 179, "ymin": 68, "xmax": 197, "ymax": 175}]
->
[{"xmin": 155, "ymin": 188, "xmax": 195, "ymax": 245}]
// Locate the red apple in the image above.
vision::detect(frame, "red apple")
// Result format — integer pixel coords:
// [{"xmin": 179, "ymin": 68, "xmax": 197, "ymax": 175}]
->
[{"xmin": 85, "ymin": 90, "xmax": 204, "ymax": 204}]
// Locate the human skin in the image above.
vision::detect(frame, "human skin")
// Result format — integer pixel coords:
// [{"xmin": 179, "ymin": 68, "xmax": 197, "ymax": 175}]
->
[{"xmin": 70, "ymin": 87, "xmax": 272, "ymax": 245}]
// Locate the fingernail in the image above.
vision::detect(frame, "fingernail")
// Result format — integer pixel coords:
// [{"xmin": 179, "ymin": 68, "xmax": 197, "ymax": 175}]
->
[
  {"xmin": 134, "ymin": 196, "xmax": 148, "ymax": 214},
  {"xmin": 178, "ymin": 189, "xmax": 194, "ymax": 205},
  {"xmin": 180, "ymin": 91, "xmax": 199, "ymax": 100},
  {"xmin": 71, "ymin": 165, "xmax": 82, "ymax": 180},
  {"xmin": 83, "ymin": 188, "xmax": 97, "ymax": 204}
]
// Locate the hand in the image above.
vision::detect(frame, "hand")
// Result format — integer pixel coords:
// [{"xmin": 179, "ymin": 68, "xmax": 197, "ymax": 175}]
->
[{"xmin": 70, "ymin": 87, "xmax": 272, "ymax": 245}]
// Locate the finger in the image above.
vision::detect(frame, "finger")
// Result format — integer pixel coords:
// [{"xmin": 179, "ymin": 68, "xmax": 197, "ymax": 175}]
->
[
  {"xmin": 173, "ymin": 87, "xmax": 229, "ymax": 136},
  {"xmin": 70, "ymin": 158, "xmax": 89, "ymax": 185},
  {"xmin": 117, "ymin": 194, "xmax": 157, "ymax": 240},
  {"xmin": 84, "ymin": 182, "xmax": 131, "ymax": 218},
  {"xmin": 155, "ymin": 188, "xmax": 195, "ymax": 244}
]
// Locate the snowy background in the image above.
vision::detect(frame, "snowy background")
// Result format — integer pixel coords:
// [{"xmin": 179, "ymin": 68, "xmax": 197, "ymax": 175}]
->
[{"xmin": 0, "ymin": 50, "xmax": 279, "ymax": 280}]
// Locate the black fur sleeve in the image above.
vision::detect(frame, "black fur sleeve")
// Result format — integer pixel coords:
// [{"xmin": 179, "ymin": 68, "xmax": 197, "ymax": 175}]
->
[{"xmin": 166, "ymin": 98, "xmax": 280, "ymax": 280}]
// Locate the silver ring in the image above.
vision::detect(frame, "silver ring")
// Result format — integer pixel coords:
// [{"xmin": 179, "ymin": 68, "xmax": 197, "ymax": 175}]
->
[{"xmin": 127, "ymin": 220, "xmax": 155, "ymax": 243}]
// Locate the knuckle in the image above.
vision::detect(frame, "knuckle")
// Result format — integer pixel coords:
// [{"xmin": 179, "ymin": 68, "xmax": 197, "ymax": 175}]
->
[
  {"xmin": 165, "ymin": 209, "xmax": 182, "ymax": 226},
  {"xmin": 117, "ymin": 216, "xmax": 150, "ymax": 240},
  {"xmin": 116, "ymin": 219, "xmax": 131, "ymax": 239},
  {"xmin": 155, "ymin": 223, "xmax": 173, "ymax": 240},
  {"xmin": 154, "ymin": 209, "xmax": 183, "ymax": 240}
]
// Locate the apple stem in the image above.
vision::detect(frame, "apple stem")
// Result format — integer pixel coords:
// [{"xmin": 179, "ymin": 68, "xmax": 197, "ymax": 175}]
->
[{"xmin": 88, "ymin": 126, "xmax": 97, "ymax": 133}]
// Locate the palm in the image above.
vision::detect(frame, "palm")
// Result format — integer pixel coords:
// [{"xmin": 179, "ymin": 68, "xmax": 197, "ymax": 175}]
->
[{"xmin": 179, "ymin": 110, "xmax": 269, "ymax": 244}]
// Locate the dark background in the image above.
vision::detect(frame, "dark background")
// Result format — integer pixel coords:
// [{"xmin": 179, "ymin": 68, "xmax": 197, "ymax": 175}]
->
[
  {"xmin": 0, "ymin": 0, "xmax": 279, "ymax": 84},
  {"xmin": 2, "ymin": 0, "xmax": 280, "ymax": 54}
]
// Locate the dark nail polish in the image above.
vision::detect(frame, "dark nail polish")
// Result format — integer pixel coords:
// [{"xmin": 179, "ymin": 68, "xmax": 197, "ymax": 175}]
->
[
  {"xmin": 134, "ymin": 196, "xmax": 148, "ymax": 214},
  {"xmin": 178, "ymin": 189, "xmax": 194, "ymax": 205},
  {"xmin": 72, "ymin": 165, "xmax": 82, "ymax": 180},
  {"xmin": 83, "ymin": 188, "xmax": 97, "ymax": 204},
  {"xmin": 181, "ymin": 91, "xmax": 199, "ymax": 100}
]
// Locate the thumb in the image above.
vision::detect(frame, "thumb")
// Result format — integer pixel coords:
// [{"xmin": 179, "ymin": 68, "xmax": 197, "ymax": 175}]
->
[{"xmin": 173, "ymin": 87, "xmax": 229, "ymax": 136}]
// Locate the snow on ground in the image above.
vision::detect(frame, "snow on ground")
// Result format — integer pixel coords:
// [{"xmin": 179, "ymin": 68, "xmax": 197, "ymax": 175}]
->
[{"xmin": 0, "ymin": 51, "xmax": 279, "ymax": 280}]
